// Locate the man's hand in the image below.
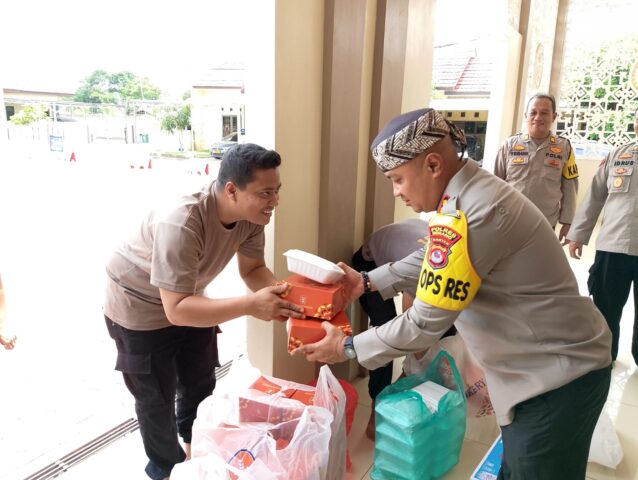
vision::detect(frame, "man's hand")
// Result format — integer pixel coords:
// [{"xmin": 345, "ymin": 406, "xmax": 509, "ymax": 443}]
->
[
  {"xmin": 568, "ymin": 241, "xmax": 583, "ymax": 259},
  {"xmin": 558, "ymin": 223, "xmax": 571, "ymax": 245},
  {"xmin": 0, "ymin": 333, "xmax": 17, "ymax": 350},
  {"xmin": 289, "ymin": 321, "xmax": 348, "ymax": 364},
  {"xmin": 337, "ymin": 262, "xmax": 365, "ymax": 306},
  {"xmin": 248, "ymin": 284, "xmax": 305, "ymax": 322}
]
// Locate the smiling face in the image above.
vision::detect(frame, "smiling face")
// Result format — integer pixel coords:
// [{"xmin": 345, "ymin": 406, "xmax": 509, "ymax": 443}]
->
[
  {"xmin": 525, "ymin": 97, "xmax": 557, "ymax": 139},
  {"xmin": 231, "ymin": 168, "xmax": 281, "ymax": 225}
]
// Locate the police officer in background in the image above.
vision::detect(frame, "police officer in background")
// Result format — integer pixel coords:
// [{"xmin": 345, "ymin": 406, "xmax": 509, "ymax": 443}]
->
[
  {"xmin": 494, "ymin": 93, "xmax": 579, "ymax": 242},
  {"xmin": 292, "ymin": 108, "xmax": 611, "ymax": 479},
  {"xmin": 567, "ymin": 108, "xmax": 638, "ymax": 366}
]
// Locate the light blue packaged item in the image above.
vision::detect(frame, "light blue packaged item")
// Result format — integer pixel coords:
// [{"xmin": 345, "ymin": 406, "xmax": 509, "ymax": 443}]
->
[
  {"xmin": 470, "ymin": 435, "xmax": 503, "ymax": 480},
  {"xmin": 371, "ymin": 351, "xmax": 466, "ymax": 480}
]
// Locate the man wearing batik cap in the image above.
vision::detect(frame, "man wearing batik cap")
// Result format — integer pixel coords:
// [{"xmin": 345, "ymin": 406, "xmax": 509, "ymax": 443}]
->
[{"xmin": 292, "ymin": 108, "xmax": 612, "ymax": 479}]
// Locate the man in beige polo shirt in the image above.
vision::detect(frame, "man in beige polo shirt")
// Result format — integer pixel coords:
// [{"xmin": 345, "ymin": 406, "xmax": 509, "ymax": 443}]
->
[
  {"xmin": 293, "ymin": 108, "xmax": 611, "ymax": 479},
  {"xmin": 104, "ymin": 143, "xmax": 304, "ymax": 480},
  {"xmin": 494, "ymin": 93, "xmax": 579, "ymax": 242}
]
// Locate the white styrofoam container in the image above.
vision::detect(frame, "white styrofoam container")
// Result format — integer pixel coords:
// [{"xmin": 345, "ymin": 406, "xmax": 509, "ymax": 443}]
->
[{"xmin": 283, "ymin": 249, "xmax": 345, "ymax": 284}]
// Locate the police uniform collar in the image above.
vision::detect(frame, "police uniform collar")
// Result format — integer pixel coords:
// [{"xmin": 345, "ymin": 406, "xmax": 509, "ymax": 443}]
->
[{"xmin": 441, "ymin": 158, "xmax": 479, "ymax": 210}]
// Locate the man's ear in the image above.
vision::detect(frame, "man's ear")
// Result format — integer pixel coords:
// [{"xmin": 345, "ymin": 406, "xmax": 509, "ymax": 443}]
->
[
  {"xmin": 224, "ymin": 181, "xmax": 238, "ymax": 200},
  {"xmin": 424, "ymin": 152, "xmax": 443, "ymax": 176}
]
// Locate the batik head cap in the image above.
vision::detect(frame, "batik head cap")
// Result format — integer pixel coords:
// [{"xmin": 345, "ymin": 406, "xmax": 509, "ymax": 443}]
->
[{"xmin": 371, "ymin": 108, "xmax": 467, "ymax": 172}]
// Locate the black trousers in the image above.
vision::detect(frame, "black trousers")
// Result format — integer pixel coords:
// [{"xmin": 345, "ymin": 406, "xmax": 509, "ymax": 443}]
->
[
  {"xmin": 497, "ymin": 366, "xmax": 611, "ymax": 480},
  {"xmin": 588, "ymin": 250, "xmax": 638, "ymax": 363},
  {"xmin": 351, "ymin": 248, "xmax": 455, "ymax": 400},
  {"xmin": 105, "ymin": 316, "xmax": 219, "ymax": 480}
]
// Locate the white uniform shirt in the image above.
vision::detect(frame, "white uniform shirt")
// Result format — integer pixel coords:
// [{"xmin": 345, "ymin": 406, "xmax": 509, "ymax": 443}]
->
[{"xmin": 355, "ymin": 159, "xmax": 610, "ymax": 425}]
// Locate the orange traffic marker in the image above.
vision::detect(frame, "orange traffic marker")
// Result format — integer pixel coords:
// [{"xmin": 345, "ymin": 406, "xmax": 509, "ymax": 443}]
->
[
  {"xmin": 69, "ymin": 152, "xmax": 76, "ymax": 162},
  {"xmin": 148, "ymin": 158, "xmax": 152, "ymax": 169},
  {"xmin": 205, "ymin": 163, "xmax": 209, "ymax": 175}
]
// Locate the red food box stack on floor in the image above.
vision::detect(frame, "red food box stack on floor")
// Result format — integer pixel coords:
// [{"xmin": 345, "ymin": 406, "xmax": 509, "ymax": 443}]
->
[{"xmin": 282, "ymin": 274, "xmax": 353, "ymax": 352}]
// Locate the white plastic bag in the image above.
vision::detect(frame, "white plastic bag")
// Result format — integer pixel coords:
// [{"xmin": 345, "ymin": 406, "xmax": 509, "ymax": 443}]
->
[
  {"xmin": 175, "ymin": 357, "xmax": 345, "ymax": 480},
  {"xmin": 314, "ymin": 365, "xmax": 347, "ymax": 480},
  {"xmin": 403, "ymin": 334, "xmax": 499, "ymax": 443},
  {"xmin": 588, "ymin": 410, "xmax": 623, "ymax": 469}
]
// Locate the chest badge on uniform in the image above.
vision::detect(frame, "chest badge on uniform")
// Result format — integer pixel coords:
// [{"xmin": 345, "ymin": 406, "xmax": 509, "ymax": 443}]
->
[
  {"xmin": 427, "ymin": 225, "xmax": 461, "ymax": 269},
  {"xmin": 613, "ymin": 177, "xmax": 624, "ymax": 188},
  {"xmin": 513, "ymin": 144, "xmax": 526, "ymax": 151},
  {"xmin": 511, "ymin": 157, "xmax": 527, "ymax": 164},
  {"xmin": 550, "ymin": 147, "xmax": 562, "ymax": 154},
  {"xmin": 546, "ymin": 159, "xmax": 561, "ymax": 168},
  {"xmin": 615, "ymin": 167, "xmax": 628, "ymax": 175},
  {"xmin": 619, "ymin": 153, "xmax": 633, "ymax": 160}
]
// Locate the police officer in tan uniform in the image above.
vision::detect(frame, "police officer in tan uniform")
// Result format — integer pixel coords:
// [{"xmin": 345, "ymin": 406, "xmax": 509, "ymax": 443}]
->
[
  {"xmin": 292, "ymin": 108, "xmax": 611, "ymax": 479},
  {"xmin": 568, "ymin": 108, "xmax": 638, "ymax": 365},
  {"xmin": 494, "ymin": 93, "xmax": 579, "ymax": 242}
]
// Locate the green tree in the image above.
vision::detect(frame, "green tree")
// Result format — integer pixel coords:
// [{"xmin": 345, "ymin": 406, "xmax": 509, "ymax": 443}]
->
[
  {"xmin": 160, "ymin": 104, "xmax": 191, "ymax": 151},
  {"xmin": 74, "ymin": 70, "xmax": 161, "ymax": 105},
  {"xmin": 9, "ymin": 104, "xmax": 48, "ymax": 125}
]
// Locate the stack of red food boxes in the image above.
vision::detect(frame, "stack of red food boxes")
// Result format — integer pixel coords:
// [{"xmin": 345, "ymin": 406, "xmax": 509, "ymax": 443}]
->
[
  {"xmin": 281, "ymin": 274, "xmax": 353, "ymax": 352},
  {"xmin": 237, "ymin": 375, "xmax": 317, "ymax": 450}
]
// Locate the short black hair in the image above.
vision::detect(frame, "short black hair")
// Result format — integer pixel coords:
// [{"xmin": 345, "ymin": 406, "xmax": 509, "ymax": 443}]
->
[
  {"xmin": 526, "ymin": 93, "xmax": 557, "ymax": 113},
  {"xmin": 215, "ymin": 143, "xmax": 281, "ymax": 191}
]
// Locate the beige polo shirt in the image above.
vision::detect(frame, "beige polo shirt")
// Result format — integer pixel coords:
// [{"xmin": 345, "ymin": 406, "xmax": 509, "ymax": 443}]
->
[
  {"xmin": 494, "ymin": 133, "xmax": 578, "ymax": 227},
  {"xmin": 104, "ymin": 181, "xmax": 265, "ymax": 331},
  {"xmin": 568, "ymin": 141, "xmax": 638, "ymax": 255},
  {"xmin": 355, "ymin": 159, "xmax": 611, "ymax": 426}
]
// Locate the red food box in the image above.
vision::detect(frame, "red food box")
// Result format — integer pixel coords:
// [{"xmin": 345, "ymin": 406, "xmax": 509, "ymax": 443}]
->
[
  {"xmin": 287, "ymin": 310, "xmax": 353, "ymax": 352},
  {"xmin": 281, "ymin": 274, "xmax": 346, "ymax": 320},
  {"xmin": 238, "ymin": 376, "xmax": 316, "ymax": 426}
]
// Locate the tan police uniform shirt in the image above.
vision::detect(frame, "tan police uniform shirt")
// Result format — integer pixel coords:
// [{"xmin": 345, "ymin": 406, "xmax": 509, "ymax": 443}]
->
[
  {"xmin": 494, "ymin": 133, "xmax": 578, "ymax": 227},
  {"xmin": 354, "ymin": 159, "xmax": 611, "ymax": 426},
  {"xmin": 104, "ymin": 181, "xmax": 265, "ymax": 331},
  {"xmin": 568, "ymin": 141, "xmax": 638, "ymax": 255}
]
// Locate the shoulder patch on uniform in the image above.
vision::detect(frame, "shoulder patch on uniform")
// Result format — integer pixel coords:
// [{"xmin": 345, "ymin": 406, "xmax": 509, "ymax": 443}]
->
[{"xmin": 562, "ymin": 148, "xmax": 579, "ymax": 179}]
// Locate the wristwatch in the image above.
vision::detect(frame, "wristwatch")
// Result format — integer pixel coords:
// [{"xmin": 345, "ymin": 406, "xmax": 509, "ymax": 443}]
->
[{"xmin": 343, "ymin": 336, "xmax": 357, "ymax": 360}]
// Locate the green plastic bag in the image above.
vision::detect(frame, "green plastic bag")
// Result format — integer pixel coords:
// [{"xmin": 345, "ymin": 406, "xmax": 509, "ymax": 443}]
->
[{"xmin": 371, "ymin": 351, "xmax": 466, "ymax": 480}]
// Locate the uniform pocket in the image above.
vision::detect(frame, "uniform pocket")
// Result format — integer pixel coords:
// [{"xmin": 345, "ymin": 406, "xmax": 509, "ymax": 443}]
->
[
  {"xmin": 115, "ymin": 352, "xmax": 168, "ymax": 404},
  {"xmin": 609, "ymin": 175, "xmax": 631, "ymax": 193},
  {"xmin": 115, "ymin": 352, "xmax": 151, "ymax": 374}
]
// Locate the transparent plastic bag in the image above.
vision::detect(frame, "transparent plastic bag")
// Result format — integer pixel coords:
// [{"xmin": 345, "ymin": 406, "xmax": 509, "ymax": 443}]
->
[
  {"xmin": 588, "ymin": 410, "xmax": 623, "ymax": 469},
  {"xmin": 177, "ymin": 357, "xmax": 344, "ymax": 480},
  {"xmin": 372, "ymin": 351, "xmax": 466, "ymax": 480}
]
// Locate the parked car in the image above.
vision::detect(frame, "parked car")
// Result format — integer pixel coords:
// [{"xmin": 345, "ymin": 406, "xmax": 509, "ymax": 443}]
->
[{"xmin": 210, "ymin": 132, "xmax": 238, "ymax": 159}]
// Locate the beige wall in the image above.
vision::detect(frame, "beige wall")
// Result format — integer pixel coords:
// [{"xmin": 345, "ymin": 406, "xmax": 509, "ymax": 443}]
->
[{"xmin": 245, "ymin": 0, "xmax": 325, "ymax": 382}]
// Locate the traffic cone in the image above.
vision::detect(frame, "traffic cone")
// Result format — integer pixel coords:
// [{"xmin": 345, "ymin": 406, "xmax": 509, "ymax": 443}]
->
[
  {"xmin": 205, "ymin": 163, "xmax": 209, "ymax": 175},
  {"xmin": 69, "ymin": 152, "xmax": 76, "ymax": 162},
  {"xmin": 148, "ymin": 158, "xmax": 152, "ymax": 169}
]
